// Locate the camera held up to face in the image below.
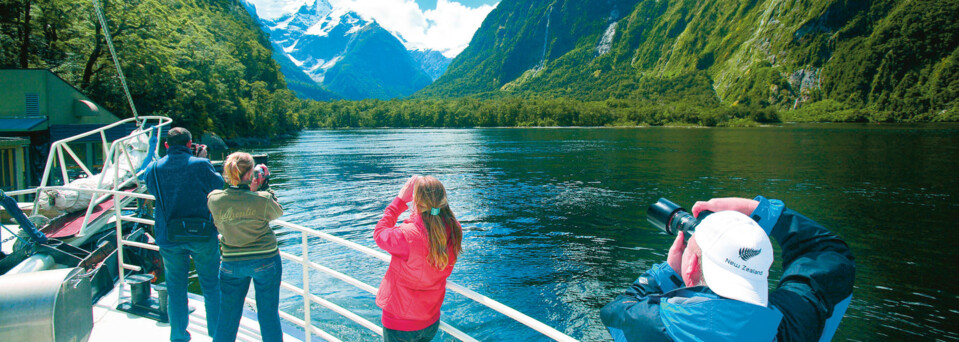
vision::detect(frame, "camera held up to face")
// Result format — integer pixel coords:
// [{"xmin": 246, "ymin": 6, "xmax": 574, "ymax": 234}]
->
[
  {"xmin": 190, "ymin": 143, "xmax": 207, "ymax": 157},
  {"xmin": 252, "ymin": 164, "xmax": 270, "ymax": 190},
  {"xmin": 647, "ymin": 198, "xmax": 712, "ymax": 243}
]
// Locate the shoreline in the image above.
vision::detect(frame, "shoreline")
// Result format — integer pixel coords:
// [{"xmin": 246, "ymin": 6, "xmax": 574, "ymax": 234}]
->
[{"xmin": 215, "ymin": 122, "xmax": 959, "ymax": 147}]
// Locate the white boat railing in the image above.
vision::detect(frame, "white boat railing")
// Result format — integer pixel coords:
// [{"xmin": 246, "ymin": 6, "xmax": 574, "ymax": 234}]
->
[
  {"xmin": 4, "ymin": 116, "xmax": 170, "ymax": 255},
  {"xmin": 67, "ymin": 186, "xmax": 579, "ymax": 341},
  {"xmin": 25, "ymin": 186, "xmax": 579, "ymax": 340},
  {"xmin": 97, "ymin": 192, "xmax": 579, "ymax": 341},
  {"xmin": 272, "ymin": 220, "xmax": 578, "ymax": 342},
  {"xmin": 5, "ymin": 116, "xmax": 172, "ymax": 200},
  {"xmin": 34, "ymin": 116, "xmax": 172, "ymax": 193},
  {"xmin": 15, "ymin": 115, "xmax": 578, "ymax": 341},
  {"xmin": 12, "ymin": 116, "xmax": 170, "ymax": 218}
]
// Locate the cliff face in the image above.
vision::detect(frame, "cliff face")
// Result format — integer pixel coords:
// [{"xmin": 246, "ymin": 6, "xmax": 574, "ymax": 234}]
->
[{"xmin": 420, "ymin": 0, "xmax": 959, "ymax": 120}]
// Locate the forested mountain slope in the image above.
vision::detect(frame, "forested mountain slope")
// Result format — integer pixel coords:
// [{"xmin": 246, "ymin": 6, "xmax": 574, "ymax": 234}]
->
[{"xmin": 420, "ymin": 0, "xmax": 959, "ymax": 121}]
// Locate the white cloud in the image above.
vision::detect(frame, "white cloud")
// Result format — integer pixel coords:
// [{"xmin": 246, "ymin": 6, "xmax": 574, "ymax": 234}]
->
[
  {"xmin": 422, "ymin": 0, "xmax": 496, "ymax": 57},
  {"xmin": 247, "ymin": 0, "xmax": 496, "ymax": 58}
]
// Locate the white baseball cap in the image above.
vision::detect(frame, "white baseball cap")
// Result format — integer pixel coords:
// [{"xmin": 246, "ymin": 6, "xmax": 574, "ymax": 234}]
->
[{"xmin": 694, "ymin": 211, "xmax": 774, "ymax": 306}]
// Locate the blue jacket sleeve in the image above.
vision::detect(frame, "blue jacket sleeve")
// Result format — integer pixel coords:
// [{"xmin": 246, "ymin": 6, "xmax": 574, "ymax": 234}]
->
[
  {"xmin": 201, "ymin": 159, "xmax": 225, "ymax": 192},
  {"xmin": 752, "ymin": 196, "xmax": 856, "ymax": 342},
  {"xmin": 600, "ymin": 262, "xmax": 684, "ymax": 342},
  {"xmin": 144, "ymin": 161, "xmax": 157, "ymax": 197}
]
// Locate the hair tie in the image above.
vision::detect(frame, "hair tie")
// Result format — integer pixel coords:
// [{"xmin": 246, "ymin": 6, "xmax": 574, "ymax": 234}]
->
[{"xmin": 430, "ymin": 208, "xmax": 440, "ymax": 216}]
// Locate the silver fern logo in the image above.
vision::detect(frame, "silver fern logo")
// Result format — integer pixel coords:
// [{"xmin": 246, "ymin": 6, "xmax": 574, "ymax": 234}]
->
[{"xmin": 739, "ymin": 247, "xmax": 761, "ymax": 261}]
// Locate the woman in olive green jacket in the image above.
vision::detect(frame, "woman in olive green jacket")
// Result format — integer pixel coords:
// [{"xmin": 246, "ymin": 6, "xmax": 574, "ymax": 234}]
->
[{"xmin": 207, "ymin": 152, "xmax": 283, "ymax": 342}]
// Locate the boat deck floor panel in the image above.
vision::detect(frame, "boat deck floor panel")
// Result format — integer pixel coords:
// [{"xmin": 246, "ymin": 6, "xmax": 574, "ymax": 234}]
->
[{"xmin": 91, "ymin": 285, "xmax": 308, "ymax": 342}]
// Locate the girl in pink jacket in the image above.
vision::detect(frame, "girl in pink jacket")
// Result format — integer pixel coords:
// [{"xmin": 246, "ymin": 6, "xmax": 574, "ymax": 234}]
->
[{"xmin": 374, "ymin": 175, "xmax": 463, "ymax": 341}]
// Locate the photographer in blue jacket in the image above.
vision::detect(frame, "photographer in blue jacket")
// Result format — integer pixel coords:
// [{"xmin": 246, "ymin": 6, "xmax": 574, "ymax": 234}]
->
[
  {"xmin": 601, "ymin": 196, "xmax": 855, "ymax": 341},
  {"xmin": 145, "ymin": 127, "xmax": 225, "ymax": 341}
]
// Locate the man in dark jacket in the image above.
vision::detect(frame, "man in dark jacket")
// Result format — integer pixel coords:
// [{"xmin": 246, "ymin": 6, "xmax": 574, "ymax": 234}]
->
[
  {"xmin": 601, "ymin": 196, "xmax": 855, "ymax": 341},
  {"xmin": 144, "ymin": 127, "xmax": 225, "ymax": 341}
]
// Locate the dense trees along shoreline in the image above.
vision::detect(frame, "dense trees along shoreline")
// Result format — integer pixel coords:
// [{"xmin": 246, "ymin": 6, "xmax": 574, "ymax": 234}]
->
[
  {"xmin": 1, "ymin": 0, "xmax": 296, "ymax": 138},
  {"xmin": 2, "ymin": 0, "xmax": 956, "ymax": 140}
]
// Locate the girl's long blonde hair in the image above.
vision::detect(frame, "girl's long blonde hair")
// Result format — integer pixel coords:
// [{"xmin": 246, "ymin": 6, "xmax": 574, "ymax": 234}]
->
[
  {"xmin": 414, "ymin": 176, "xmax": 462, "ymax": 269},
  {"xmin": 223, "ymin": 152, "xmax": 254, "ymax": 186}
]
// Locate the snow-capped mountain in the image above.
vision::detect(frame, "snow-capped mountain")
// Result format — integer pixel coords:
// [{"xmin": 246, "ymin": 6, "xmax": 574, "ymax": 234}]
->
[
  {"xmin": 244, "ymin": 0, "xmax": 451, "ymax": 100},
  {"xmin": 409, "ymin": 49, "xmax": 453, "ymax": 82}
]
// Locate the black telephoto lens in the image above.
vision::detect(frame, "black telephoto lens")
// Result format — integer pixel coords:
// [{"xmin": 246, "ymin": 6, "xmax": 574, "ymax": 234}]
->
[
  {"xmin": 647, "ymin": 198, "xmax": 710, "ymax": 242},
  {"xmin": 647, "ymin": 198, "xmax": 684, "ymax": 235},
  {"xmin": 669, "ymin": 211, "xmax": 699, "ymax": 239}
]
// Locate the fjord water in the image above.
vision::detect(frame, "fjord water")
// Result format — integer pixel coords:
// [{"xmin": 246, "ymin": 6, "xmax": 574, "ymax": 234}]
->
[{"xmin": 256, "ymin": 125, "xmax": 959, "ymax": 341}]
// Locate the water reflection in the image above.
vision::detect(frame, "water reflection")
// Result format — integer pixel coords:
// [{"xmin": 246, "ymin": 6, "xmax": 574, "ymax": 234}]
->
[{"xmin": 247, "ymin": 124, "xmax": 959, "ymax": 341}]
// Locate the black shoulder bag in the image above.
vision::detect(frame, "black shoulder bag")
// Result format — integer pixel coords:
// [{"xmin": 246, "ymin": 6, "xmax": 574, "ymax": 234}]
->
[{"xmin": 152, "ymin": 164, "xmax": 217, "ymax": 243}]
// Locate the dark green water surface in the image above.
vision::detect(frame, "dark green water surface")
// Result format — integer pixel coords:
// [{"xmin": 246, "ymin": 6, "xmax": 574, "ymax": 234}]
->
[{"xmin": 254, "ymin": 124, "xmax": 959, "ymax": 341}]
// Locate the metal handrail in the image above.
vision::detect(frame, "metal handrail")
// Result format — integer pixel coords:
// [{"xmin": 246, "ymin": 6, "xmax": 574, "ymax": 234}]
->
[
  {"xmin": 4, "ymin": 117, "xmax": 169, "ymax": 200},
  {"xmin": 23, "ymin": 116, "xmax": 169, "ymax": 302},
  {"xmin": 34, "ymin": 115, "xmax": 575, "ymax": 340},
  {"xmin": 6, "ymin": 111, "xmax": 579, "ymax": 340},
  {"xmin": 45, "ymin": 182, "xmax": 578, "ymax": 341},
  {"xmin": 273, "ymin": 220, "xmax": 578, "ymax": 342},
  {"xmin": 27, "ymin": 126, "xmax": 577, "ymax": 340},
  {"xmin": 35, "ymin": 116, "xmax": 168, "ymax": 181},
  {"xmin": 33, "ymin": 116, "xmax": 171, "ymax": 208},
  {"xmin": 31, "ymin": 117, "xmax": 169, "ymax": 242}
]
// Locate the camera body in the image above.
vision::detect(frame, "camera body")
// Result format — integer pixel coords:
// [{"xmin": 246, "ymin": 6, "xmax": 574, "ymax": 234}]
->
[
  {"xmin": 252, "ymin": 164, "xmax": 270, "ymax": 190},
  {"xmin": 189, "ymin": 143, "xmax": 206, "ymax": 157},
  {"xmin": 646, "ymin": 198, "xmax": 711, "ymax": 242}
]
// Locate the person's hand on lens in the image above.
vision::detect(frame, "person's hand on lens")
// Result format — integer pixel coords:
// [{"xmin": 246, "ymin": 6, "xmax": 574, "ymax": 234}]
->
[
  {"xmin": 250, "ymin": 164, "xmax": 269, "ymax": 191},
  {"xmin": 397, "ymin": 175, "xmax": 418, "ymax": 203},
  {"xmin": 667, "ymin": 231, "xmax": 686, "ymax": 275},
  {"xmin": 196, "ymin": 144, "xmax": 208, "ymax": 158},
  {"xmin": 692, "ymin": 197, "xmax": 759, "ymax": 218}
]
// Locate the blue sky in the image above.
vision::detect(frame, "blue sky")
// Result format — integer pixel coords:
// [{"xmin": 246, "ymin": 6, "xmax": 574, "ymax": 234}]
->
[{"xmin": 247, "ymin": 0, "xmax": 498, "ymax": 57}]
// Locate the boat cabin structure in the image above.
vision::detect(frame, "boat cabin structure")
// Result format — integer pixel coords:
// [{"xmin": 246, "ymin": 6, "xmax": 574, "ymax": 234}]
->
[{"xmin": 0, "ymin": 69, "xmax": 137, "ymax": 189}]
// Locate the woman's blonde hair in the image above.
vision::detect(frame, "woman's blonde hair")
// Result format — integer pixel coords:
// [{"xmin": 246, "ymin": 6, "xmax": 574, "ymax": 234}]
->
[
  {"xmin": 223, "ymin": 152, "xmax": 254, "ymax": 186},
  {"xmin": 414, "ymin": 176, "xmax": 462, "ymax": 270}
]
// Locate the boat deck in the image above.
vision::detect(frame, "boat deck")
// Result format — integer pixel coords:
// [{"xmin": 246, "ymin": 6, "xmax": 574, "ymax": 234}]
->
[{"xmin": 90, "ymin": 285, "xmax": 308, "ymax": 342}]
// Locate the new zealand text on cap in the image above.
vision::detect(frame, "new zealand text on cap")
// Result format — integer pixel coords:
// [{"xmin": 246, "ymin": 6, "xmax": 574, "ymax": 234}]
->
[{"xmin": 694, "ymin": 211, "xmax": 774, "ymax": 306}]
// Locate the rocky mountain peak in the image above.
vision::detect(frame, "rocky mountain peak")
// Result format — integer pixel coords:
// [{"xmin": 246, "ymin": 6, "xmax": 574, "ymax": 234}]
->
[{"xmin": 245, "ymin": 1, "xmax": 451, "ymax": 100}]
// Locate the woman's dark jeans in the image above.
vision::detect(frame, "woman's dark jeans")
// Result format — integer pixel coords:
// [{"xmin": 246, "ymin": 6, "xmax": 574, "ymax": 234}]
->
[
  {"xmin": 214, "ymin": 254, "xmax": 283, "ymax": 342},
  {"xmin": 383, "ymin": 320, "xmax": 440, "ymax": 342}
]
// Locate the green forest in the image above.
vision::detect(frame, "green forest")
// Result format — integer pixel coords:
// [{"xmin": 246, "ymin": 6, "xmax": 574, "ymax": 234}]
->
[
  {"xmin": 1, "ymin": 0, "xmax": 303, "ymax": 138},
  {"xmin": 423, "ymin": 0, "xmax": 959, "ymax": 123},
  {"xmin": 2, "ymin": 0, "xmax": 957, "ymax": 140}
]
